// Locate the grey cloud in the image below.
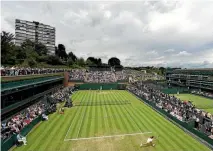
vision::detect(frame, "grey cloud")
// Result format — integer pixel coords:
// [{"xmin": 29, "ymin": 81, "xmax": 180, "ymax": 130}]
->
[{"xmin": 1, "ymin": 1, "xmax": 213, "ymax": 68}]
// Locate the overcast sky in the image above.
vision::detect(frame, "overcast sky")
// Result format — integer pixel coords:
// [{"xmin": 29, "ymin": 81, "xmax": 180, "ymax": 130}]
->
[{"xmin": 1, "ymin": 1, "xmax": 213, "ymax": 68}]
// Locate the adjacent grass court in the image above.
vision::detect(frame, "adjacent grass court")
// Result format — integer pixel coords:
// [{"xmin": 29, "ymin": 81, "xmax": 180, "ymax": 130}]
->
[
  {"xmin": 174, "ymin": 94, "xmax": 213, "ymax": 114},
  {"xmin": 14, "ymin": 90, "xmax": 210, "ymax": 151}
]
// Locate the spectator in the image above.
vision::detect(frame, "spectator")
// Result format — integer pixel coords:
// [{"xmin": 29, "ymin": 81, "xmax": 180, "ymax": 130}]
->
[
  {"xmin": 0, "ymin": 66, "xmax": 71, "ymax": 76},
  {"xmin": 42, "ymin": 114, "xmax": 48, "ymax": 121},
  {"xmin": 128, "ymin": 81, "xmax": 213, "ymax": 138},
  {"xmin": 17, "ymin": 132, "xmax": 27, "ymax": 145}
]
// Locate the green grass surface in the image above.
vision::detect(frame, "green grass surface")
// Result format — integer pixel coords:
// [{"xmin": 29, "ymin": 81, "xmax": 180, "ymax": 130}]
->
[
  {"xmin": 174, "ymin": 94, "xmax": 213, "ymax": 114},
  {"xmin": 14, "ymin": 90, "xmax": 210, "ymax": 151}
]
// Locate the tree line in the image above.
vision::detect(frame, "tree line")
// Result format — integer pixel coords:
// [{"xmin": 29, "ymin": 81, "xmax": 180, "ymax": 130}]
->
[{"xmin": 1, "ymin": 31, "xmax": 121, "ymax": 68}]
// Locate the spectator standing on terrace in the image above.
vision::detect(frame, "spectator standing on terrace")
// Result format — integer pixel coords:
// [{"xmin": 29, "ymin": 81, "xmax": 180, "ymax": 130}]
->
[
  {"xmin": 195, "ymin": 117, "xmax": 200, "ymax": 129},
  {"xmin": 42, "ymin": 113, "xmax": 48, "ymax": 121},
  {"xmin": 0, "ymin": 66, "xmax": 71, "ymax": 76},
  {"xmin": 17, "ymin": 132, "xmax": 27, "ymax": 145}
]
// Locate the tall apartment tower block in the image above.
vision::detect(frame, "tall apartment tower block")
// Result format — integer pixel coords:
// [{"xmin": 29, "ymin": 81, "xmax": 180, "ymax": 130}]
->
[{"xmin": 15, "ymin": 19, "xmax": 55, "ymax": 54}]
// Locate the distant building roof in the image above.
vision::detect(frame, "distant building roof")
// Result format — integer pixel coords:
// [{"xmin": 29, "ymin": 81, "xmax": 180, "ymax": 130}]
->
[
  {"xmin": 166, "ymin": 68, "xmax": 213, "ymax": 75},
  {"xmin": 175, "ymin": 68, "xmax": 213, "ymax": 71}
]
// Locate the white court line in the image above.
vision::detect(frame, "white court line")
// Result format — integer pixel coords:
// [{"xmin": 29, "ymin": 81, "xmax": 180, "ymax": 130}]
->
[
  {"xmin": 64, "ymin": 131, "xmax": 152, "ymax": 141},
  {"xmin": 76, "ymin": 106, "xmax": 88, "ymax": 138},
  {"xmin": 64, "ymin": 94, "xmax": 85, "ymax": 140},
  {"xmin": 64, "ymin": 107, "xmax": 79, "ymax": 141}
]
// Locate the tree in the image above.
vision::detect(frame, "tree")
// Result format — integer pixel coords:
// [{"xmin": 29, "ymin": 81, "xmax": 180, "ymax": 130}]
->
[
  {"xmin": 21, "ymin": 39, "xmax": 35, "ymax": 48},
  {"xmin": 86, "ymin": 57, "xmax": 102, "ymax": 66},
  {"xmin": 55, "ymin": 46, "xmax": 59, "ymax": 56},
  {"xmin": 97, "ymin": 58, "xmax": 102, "ymax": 66},
  {"xmin": 76, "ymin": 57, "xmax": 85, "ymax": 67},
  {"xmin": 86, "ymin": 57, "xmax": 96, "ymax": 65},
  {"xmin": 159, "ymin": 67, "xmax": 166, "ymax": 75},
  {"xmin": 35, "ymin": 42, "xmax": 48, "ymax": 55},
  {"xmin": 68, "ymin": 52, "xmax": 77, "ymax": 62},
  {"xmin": 1, "ymin": 31, "xmax": 16, "ymax": 64},
  {"xmin": 86, "ymin": 59, "xmax": 93, "ymax": 66},
  {"xmin": 108, "ymin": 57, "xmax": 121, "ymax": 66},
  {"xmin": 28, "ymin": 58, "xmax": 37, "ymax": 67},
  {"xmin": 67, "ymin": 58, "xmax": 74, "ymax": 66},
  {"xmin": 21, "ymin": 39, "xmax": 48, "ymax": 56},
  {"xmin": 46, "ymin": 55, "xmax": 63, "ymax": 65},
  {"xmin": 16, "ymin": 46, "xmax": 27, "ymax": 64},
  {"xmin": 57, "ymin": 44, "xmax": 68, "ymax": 60},
  {"xmin": 1, "ymin": 31, "xmax": 14, "ymax": 54}
]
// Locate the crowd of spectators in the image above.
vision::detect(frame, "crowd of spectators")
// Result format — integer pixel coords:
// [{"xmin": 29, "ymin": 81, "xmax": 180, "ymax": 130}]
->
[
  {"xmin": 191, "ymin": 90, "xmax": 213, "ymax": 99},
  {"xmin": 128, "ymin": 82, "xmax": 213, "ymax": 138},
  {"xmin": 1, "ymin": 102, "xmax": 45, "ymax": 141},
  {"xmin": 50, "ymin": 86, "xmax": 74, "ymax": 103},
  {"xmin": 123, "ymin": 69, "xmax": 164, "ymax": 82},
  {"xmin": 115, "ymin": 71, "xmax": 127, "ymax": 81},
  {"xmin": 69, "ymin": 69, "xmax": 127, "ymax": 83},
  {"xmin": 85, "ymin": 71, "xmax": 116, "ymax": 83},
  {"xmin": 69, "ymin": 69, "xmax": 86, "ymax": 81},
  {"xmin": 0, "ymin": 66, "xmax": 70, "ymax": 76},
  {"xmin": 1, "ymin": 87, "xmax": 74, "ymax": 142}
]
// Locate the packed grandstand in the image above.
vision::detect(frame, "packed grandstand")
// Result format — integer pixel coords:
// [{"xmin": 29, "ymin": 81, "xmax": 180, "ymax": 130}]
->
[
  {"xmin": 2, "ymin": 1, "xmax": 213, "ymax": 150},
  {"xmin": 1, "ymin": 66, "xmax": 213, "ymax": 151}
]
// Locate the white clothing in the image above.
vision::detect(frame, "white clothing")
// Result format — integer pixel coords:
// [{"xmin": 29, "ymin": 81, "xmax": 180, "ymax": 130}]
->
[
  {"xmin": 196, "ymin": 118, "xmax": 200, "ymax": 122},
  {"xmin": 147, "ymin": 138, "xmax": 153, "ymax": 143},
  {"xmin": 17, "ymin": 134, "xmax": 27, "ymax": 145}
]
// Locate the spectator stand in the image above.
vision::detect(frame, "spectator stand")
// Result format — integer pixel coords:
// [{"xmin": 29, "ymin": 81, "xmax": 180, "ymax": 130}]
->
[
  {"xmin": 1, "ymin": 87, "xmax": 73, "ymax": 151},
  {"xmin": 0, "ymin": 66, "xmax": 71, "ymax": 77},
  {"xmin": 127, "ymin": 82, "xmax": 213, "ymax": 148}
]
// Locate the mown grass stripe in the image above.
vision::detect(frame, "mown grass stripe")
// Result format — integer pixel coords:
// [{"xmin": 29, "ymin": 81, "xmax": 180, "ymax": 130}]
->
[
  {"xmin": 133, "ymin": 97, "xmax": 197, "ymax": 150},
  {"xmin": 129, "ymin": 92, "xmax": 186, "ymax": 150},
  {"xmin": 111, "ymin": 93, "xmax": 137, "ymax": 133},
  {"xmin": 112, "ymin": 92, "xmax": 140, "ymax": 133},
  {"xmin": 76, "ymin": 91, "xmax": 93, "ymax": 138},
  {"xmin": 105, "ymin": 94, "xmax": 117, "ymax": 135},
  {"xmin": 133, "ymin": 93, "xmax": 206, "ymax": 149},
  {"xmin": 107, "ymin": 94, "xmax": 123, "ymax": 134},
  {"xmin": 102, "ymin": 93, "xmax": 114, "ymax": 150},
  {"xmin": 14, "ymin": 90, "xmax": 210, "ymax": 151},
  {"xmin": 42, "ymin": 108, "xmax": 73, "ymax": 151},
  {"xmin": 117, "ymin": 91, "xmax": 150, "ymax": 132},
  {"xmin": 54, "ymin": 109, "xmax": 79, "ymax": 151},
  {"xmin": 119, "ymin": 91, "xmax": 182, "ymax": 151},
  {"xmin": 112, "ymin": 91, "xmax": 140, "ymax": 150},
  {"xmin": 66, "ymin": 91, "xmax": 90, "ymax": 139},
  {"xmin": 28, "ymin": 114, "xmax": 61, "ymax": 151}
]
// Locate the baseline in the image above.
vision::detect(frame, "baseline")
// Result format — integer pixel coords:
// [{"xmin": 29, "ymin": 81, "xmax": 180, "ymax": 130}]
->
[{"xmin": 64, "ymin": 132, "xmax": 152, "ymax": 141}]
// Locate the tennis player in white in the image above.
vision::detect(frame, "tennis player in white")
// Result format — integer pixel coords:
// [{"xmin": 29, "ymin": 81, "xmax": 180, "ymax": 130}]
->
[{"xmin": 140, "ymin": 136, "xmax": 155, "ymax": 147}]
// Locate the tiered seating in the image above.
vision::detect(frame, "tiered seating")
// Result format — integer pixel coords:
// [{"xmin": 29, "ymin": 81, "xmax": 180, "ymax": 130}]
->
[{"xmin": 2, "ymin": 76, "xmax": 63, "ymax": 92}]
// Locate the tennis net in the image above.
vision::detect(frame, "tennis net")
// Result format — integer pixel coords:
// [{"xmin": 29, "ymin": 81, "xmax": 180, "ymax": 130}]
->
[{"xmin": 74, "ymin": 100, "xmax": 130, "ymax": 106}]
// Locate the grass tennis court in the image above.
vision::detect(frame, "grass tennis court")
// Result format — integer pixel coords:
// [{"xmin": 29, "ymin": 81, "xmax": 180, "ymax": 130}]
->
[
  {"xmin": 174, "ymin": 94, "xmax": 213, "ymax": 114},
  {"xmin": 14, "ymin": 90, "xmax": 210, "ymax": 151}
]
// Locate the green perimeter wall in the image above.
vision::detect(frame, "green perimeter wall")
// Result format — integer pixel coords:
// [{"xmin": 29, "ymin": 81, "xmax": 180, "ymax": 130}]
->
[{"xmin": 75, "ymin": 83, "xmax": 126, "ymax": 90}]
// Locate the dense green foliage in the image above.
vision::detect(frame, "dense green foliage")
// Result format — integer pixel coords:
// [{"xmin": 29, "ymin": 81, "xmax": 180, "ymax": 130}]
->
[
  {"xmin": 108, "ymin": 57, "xmax": 121, "ymax": 66},
  {"xmin": 1, "ymin": 31, "xmax": 124, "ymax": 69},
  {"xmin": 1, "ymin": 31, "xmax": 122, "ymax": 68},
  {"xmin": 14, "ymin": 90, "xmax": 209, "ymax": 151},
  {"xmin": 1, "ymin": 30, "xmax": 171, "ymax": 72},
  {"xmin": 86, "ymin": 57, "xmax": 102, "ymax": 66}
]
